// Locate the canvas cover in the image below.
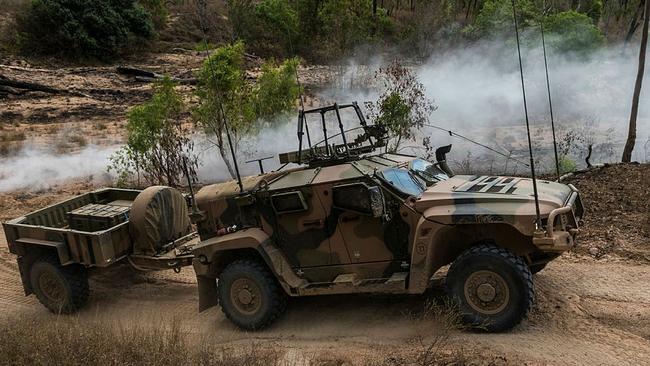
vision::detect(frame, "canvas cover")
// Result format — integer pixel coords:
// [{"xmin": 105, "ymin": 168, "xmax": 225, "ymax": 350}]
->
[{"xmin": 129, "ymin": 186, "xmax": 192, "ymax": 255}]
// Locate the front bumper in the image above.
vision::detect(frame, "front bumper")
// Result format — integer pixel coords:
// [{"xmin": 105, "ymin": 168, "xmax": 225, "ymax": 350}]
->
[{"xmin": 533, "ymin": 184, "xmax": 584, "ymax": 252}]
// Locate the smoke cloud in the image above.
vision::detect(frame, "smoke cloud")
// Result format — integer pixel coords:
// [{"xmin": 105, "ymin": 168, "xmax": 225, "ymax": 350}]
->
[
  {"xmin": 2, "ymin": 40, "xmax": 649, "ymax": 192},
  {"xmin": 0, "ymin": 144, "xmax": 118, "ymax": 192}
]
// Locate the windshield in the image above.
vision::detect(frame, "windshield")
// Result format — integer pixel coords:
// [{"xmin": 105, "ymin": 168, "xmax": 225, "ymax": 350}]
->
[
  {"xmin": 379, "ymin": 168, "xmax": 426, "ymax": 197},
  {"xmin": 410, "ymin": 158, "xmax": 449, "ymax": 186}
]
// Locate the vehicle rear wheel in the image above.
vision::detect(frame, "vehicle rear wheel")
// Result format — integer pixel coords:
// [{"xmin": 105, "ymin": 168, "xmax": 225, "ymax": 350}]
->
[
  {"xmin": 218, "ymin": 259, "xmax": 286, "ymax": 330},
  {"xmin": 446, "ymin": 244, "xmax": 534, "ymax": 332},
  {"xmin": 29, "ymin": 256, "xmax": 89, "ymax": 314}
]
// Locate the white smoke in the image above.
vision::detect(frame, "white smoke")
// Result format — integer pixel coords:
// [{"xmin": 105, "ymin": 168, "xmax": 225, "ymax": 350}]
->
[
  {"xmin": 0, "ymin": 144, "xmax": 118, "ymax": 192},
  {"xmin": 319, "ymin": 41, "xmax": 650, "ymax": 170},
  {"xmin": 2, "ymin": 40, "xmax": 650, "ymax": 192}
]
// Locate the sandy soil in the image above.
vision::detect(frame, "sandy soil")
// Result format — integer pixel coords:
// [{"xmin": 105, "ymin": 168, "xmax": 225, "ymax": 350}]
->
[
  {"xmin": 2, "ymin": 45, "xmax": 650, "ymax": 365},
  {"xmin": 1, "ymin": 166, "xmax": 650, "ymax": 365},
  {"xmin": 1, "ymin": 229, "xmax": 649, "ymax": 365}
]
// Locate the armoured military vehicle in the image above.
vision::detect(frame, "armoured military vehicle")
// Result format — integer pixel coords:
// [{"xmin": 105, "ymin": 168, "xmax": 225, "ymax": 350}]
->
[
  {"xmin": 1, "ymin": 102, "xmax": 583, "ymax": 332},
  {"xmin": 191, "ymin": 103, "xmax": 583, "ymax": 332}
]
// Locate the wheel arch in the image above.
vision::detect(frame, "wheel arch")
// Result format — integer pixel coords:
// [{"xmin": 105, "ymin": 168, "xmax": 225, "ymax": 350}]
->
[
  {"xmin": 409, "ymin": 222, "xmax": 536, "ymax": 293},
  {"xmin": 16, "ymin": 244, "xmax": 63, "ymax": 296},
  {"xmin": 192, "ymin": 228, "xmax": 304, "ymax": 312}
]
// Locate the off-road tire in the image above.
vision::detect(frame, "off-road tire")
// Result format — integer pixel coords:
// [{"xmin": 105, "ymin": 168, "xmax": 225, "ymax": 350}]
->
[
  {"xmin": 446, "ymin": 244, "xmax": 534, "ymax": 332},
  {"xmin": 218, "ymin": 259, "xmax": 287, "ymax": 330},
  {"xmin": 29, "ymin": 255, "xmax": 89, "ymax": 314}
]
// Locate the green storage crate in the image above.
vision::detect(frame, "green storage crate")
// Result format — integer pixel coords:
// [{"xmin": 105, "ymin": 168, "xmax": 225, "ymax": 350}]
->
[{"xmin": 67, "ymin": 204, "xmax": 130, "ymax": 232}]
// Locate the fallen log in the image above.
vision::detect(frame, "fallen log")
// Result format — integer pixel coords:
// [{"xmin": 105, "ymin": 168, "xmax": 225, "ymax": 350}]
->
[
  {"xmin": 117, "ymin": 66, "xmax": 159, "ymax": 79},
  {"xmin": 0, "ymin": 85, "xmax": 24, "ymax": 95},
  {"xmin": 117, "ymin": 66, "xmax": 198, "ymax": 85},
  {"xmin": 0, "ymin": 74, "xmax": 60, "ymax": 93},
  {"xmin": 0, "ymin": 74, "xmax": 92, "ymax": 98}
]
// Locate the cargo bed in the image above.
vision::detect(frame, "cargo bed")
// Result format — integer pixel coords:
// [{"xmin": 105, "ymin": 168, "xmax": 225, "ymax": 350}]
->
[
  {"xmin": 1, "ymin": 188, "xmax": 197, "ymax": 312},
  {"xmin": 3, "ymin": 188, "xmax": 142, "ymax": 268}
]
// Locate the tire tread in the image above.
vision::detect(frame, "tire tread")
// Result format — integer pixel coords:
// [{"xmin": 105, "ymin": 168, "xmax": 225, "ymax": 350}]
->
[
  {"xmin": 219, "ymin": 259, "xmax": 286, "ymax": 330},
  {"xmin": 447, "ymin": 244, "xmax": 534, "ymax": 332},
  {"xmin": 31, "ymin": 255, "xmax": 89, "ymax": 314}
]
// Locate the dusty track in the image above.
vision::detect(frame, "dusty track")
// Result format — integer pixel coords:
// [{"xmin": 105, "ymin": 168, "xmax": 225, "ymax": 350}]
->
[{"xmin": 1, "ymin": 226, "xmax": 648, "ymax": 365}]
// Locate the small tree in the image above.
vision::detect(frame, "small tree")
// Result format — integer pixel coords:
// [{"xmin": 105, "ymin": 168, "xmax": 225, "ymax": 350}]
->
[
  {"xmin": 109, "ymin": 77, "xmax": 197, "ymax": 187},
  {"xmin": 365, "ymin": 61, "xmax": 435, "ymax": 152},
  {"xmin": 543, "ymin": 11, "xmax": 604, "ymax": 56},
  {"xmin": 193, "ymin": 41, "xmax": 300, "ymax": 179}
]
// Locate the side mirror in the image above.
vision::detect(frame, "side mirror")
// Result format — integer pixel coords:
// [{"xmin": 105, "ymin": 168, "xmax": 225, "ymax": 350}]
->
[{"xmin": 368, "ymin": 186, "xmax": 385, "ymax": 218}]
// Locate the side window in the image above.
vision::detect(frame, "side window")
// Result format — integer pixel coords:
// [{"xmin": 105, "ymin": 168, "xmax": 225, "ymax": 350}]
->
[
  {"xmin": 332, "ymin": 183, "xmax": 372, "ymax": 215},
  {"xmin": 271, "ymin": 191, "xmax": 308, "ymax": 214}
]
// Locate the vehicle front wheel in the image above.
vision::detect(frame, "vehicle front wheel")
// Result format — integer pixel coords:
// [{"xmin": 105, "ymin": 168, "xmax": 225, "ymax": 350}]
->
[
  {"xmin": 29, "ymin": 256, "xmax": 89, "ymax": 314},
  {"xmin": 218, "ymin": 259, "xmax": 287, "ymax": 330},
  {"xmin": 446, "ymin": 245, "xmax": 534, "ymax": 332}
]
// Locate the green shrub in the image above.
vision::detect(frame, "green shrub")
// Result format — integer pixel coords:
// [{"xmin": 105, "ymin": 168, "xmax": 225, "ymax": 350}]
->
[
  {"xmin": 229, "ymin": 0, "xmax": 392, "ymax": 59},
  {"xmin": 317, "ymin": 0, "xmax": 393, "ymax": 56},
  {"xmin": 581, "ymin": 0, "xmax": 603, "ymax": 24},
  {"xmin": 138, "ymin": 0, "xmax": 168, "ymax": 29},
  {"xmin": 109, "ymin": 77, "xmax": 197, "ymax": 187},
  {"xmin": 558, "ymin": 155, "xmax": 577, "ymax": 174},
  {"xmin": 543, "ymin": 10, "xmax": 604, "ymax": 56},
  {"xmin": 467, "ymin": 0, "xmax": 538, "ymax": 38},
  {"xmin": 18, "ymin": 0, "xmax": 155, "ymax": 60},
  {"xmin": 252, "ymin": 58, "xmax": 301, "ymax": 120}
]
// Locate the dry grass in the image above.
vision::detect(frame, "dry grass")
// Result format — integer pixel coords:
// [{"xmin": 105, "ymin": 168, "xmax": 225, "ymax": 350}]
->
[
  {"xmin": 0, "ymin": 302, "xmax": 483, "ymax": 366},
  {"xmin": 0, "ymin": 317, "xmax": 282, "ymax": 366},
  {"xmin": 0, "ymin": 130, "xmax": 26, "ymax": 142},
  {"xmin": 0, "ymin": 141, "xmax": 22, "ymax": 157}
]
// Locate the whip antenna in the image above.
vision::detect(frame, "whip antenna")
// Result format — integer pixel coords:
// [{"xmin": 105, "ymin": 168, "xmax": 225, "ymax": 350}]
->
[
  {"xmin": 196, "ymin": 0, "xmax": 244, "ymax": 192},
  {"xmin": 540, "ymin": 2, "xmax": 560, "ymax": 181},
  {"xmin": 512, "ymin": 0, "xmax": 542, "ymax": 230}
]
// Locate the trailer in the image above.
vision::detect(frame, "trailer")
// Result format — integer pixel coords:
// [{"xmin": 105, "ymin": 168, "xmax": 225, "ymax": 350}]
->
[{"xmin": 2, "ymin": 187, "xmax": 197, "ymax": 314}]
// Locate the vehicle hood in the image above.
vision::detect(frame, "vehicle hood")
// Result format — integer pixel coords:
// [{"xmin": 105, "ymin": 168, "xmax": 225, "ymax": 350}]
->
[{"xmin": 414, "ymin": 175, "xmax": 574, "ymax": 231}]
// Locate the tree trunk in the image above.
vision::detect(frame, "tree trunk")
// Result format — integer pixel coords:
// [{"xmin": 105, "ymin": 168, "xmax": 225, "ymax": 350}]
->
[
  {"xmin": 216, "ymin": 132, "xmax": 237, "ymax": 179},
  {"xmin": 625, "ymin": 0, "xmax": 645, "ymax": 45},
  {"xmin": 623, "ymin": 0, "xmax": 650, "ymax": 162}
]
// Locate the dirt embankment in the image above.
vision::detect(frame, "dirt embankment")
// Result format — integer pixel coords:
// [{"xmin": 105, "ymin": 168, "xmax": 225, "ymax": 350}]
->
[
  {"xmin": 565, "ymin": 163, "xmax": 650, "ymax": 262},
  {"xmin": 1, "ymin": 165, "xmax": 649, "ymax": 365}
]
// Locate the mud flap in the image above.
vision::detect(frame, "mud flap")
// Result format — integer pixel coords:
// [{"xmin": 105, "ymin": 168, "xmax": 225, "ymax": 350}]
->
[
  {"xmin": 17, "ymin": 257, "xmax": 33, "ymax": 296},
  {"xmin": 197, "ymin": 275, "xmax": 218, "ymax": 312}
]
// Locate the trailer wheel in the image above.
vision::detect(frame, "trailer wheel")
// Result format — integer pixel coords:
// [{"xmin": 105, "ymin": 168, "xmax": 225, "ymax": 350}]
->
[
  {"xmin": 29, "ymin": 256, "xmax": 89, "ymax": 314},
  {"xmin": 218, "ymin": 259, "xmax": 286, "ymax": 330},
  {"xmin": 446, "ymin": 244, "xmax": 534, "ymax": 332}
]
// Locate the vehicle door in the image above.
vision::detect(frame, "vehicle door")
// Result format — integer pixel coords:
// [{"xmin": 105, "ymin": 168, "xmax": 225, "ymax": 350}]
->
[
  {"xmin": 331, "ymin": 181, "xmax": 407, "ymax": 264},
  {"xmin": 270, "ymin": 186, "xmax": 332, "ymax": 268}
]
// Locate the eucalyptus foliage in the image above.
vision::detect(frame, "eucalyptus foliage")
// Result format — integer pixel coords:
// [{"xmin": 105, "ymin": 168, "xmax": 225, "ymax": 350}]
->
[
  {"xmin": 193, "ymin": 41, "xmax": 300, "ymax": 178},
  {"xmin": 109, "ymin": 77, "xmax": 197, "ymax": 188}
]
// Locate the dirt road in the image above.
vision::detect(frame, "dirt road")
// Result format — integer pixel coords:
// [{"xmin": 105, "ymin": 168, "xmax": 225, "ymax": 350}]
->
[{"xmin": 1, "ymin": 227, "xmax": 648, "ymax": 366}]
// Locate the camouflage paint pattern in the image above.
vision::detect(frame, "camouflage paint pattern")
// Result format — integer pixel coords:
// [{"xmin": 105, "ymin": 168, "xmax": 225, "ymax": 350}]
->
[{"xmin": 192, "ymin": 152, "xmax": 583, "ymax": 305}]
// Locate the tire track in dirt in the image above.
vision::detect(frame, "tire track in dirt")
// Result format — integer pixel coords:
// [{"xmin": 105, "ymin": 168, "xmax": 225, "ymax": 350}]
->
[
  {"xmin": 0, "ymin": 233, "xmax": 37, "ymax": 313},
  {"xmin": 2, "ymin": 224, "xmax": 649, "ymax": 364}
]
